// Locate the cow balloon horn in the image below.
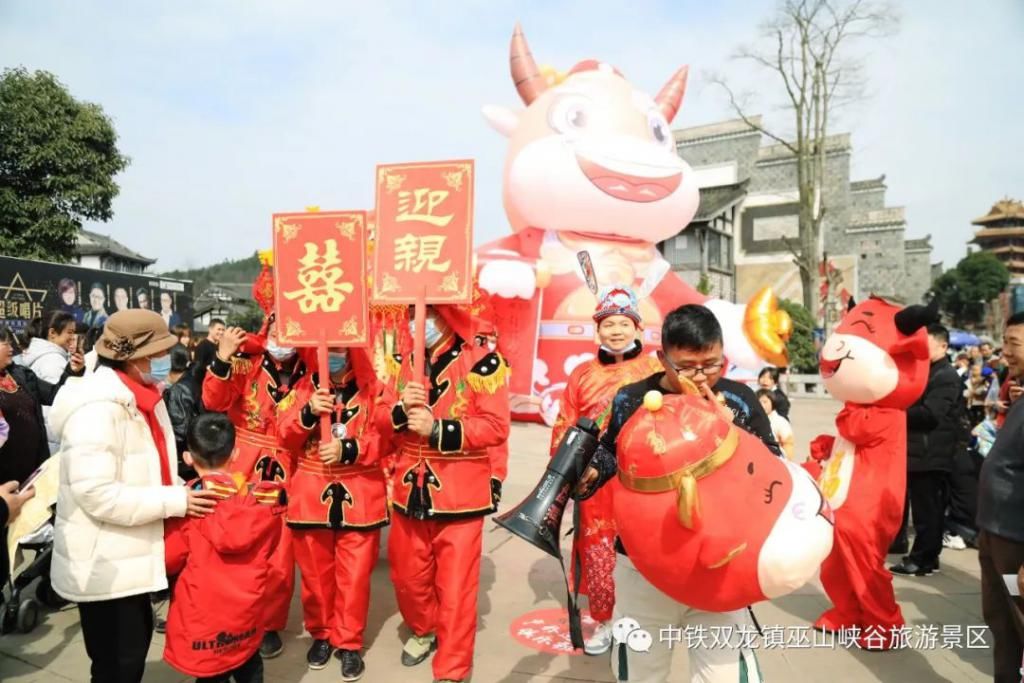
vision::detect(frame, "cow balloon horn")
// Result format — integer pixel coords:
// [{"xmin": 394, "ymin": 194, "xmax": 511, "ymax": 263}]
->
[
  {"xmin": 894, "ymin": 298, "xmax": 939, "ymax": 336},
  {"xmin": 847, "ymin": 296, "xmax": 857, "ymax": 312}
]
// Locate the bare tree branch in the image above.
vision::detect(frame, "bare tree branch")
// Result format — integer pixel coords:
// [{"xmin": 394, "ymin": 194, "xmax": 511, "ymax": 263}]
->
[
  {"xmin": 712, "ymin": 0, "xmax": 897, "ymax": 317},
  {"xmin": 707, "ymin": 74, "xmax": 799, "ymax": 154},
  {"xmin": 783, "ymin": 235, "xmax": 812, "ymax": 274}
]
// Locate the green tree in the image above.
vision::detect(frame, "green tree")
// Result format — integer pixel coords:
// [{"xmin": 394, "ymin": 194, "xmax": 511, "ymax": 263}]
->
[
  {"xmin": 696, "ymin": 272, "xmax": 714, "ymax": 296},
  {"xmin": 226, "ymin": 302, "xmax": 265, "ymax": 333},
  {"xmin": 163, "ymin": 252, "xmax": 262, "ymax": 293},
  {"xmin": 0, "ymin": 68, "xmax": 130, "ymax": 262},
  {"xmin": 930, "ymin": 252, "xmax": 1009, "ymax": 328},
  {"xmin": 778, "ymin": 298, "xmax": 818, "ymax": 374}
]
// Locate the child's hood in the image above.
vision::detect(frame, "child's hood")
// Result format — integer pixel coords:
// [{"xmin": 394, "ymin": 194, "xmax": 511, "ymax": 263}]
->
[{"xmin": 194, "ymin": 475, "xmax": 282, "ymax": 554}]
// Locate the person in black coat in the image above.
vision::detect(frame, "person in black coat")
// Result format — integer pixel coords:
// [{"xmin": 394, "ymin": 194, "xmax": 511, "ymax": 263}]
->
[
  {"xmin": 758, "ymin": 366, "xmax": 791, "ymax": 420},
  {"xmin": 162, "ymin": 345, "xmax": 202, "ymax": 481},
  {"xmin": 891, "ymin": 324, "xmax": 963, "ymax": 576},
  {"xmin": 0, "ymin": 325, "xmax": 79, "ymax": 588},
  {"xmin": 190, "ymin": 318, "xmax": 226, "ymax": 386},
  {"xmin": 0, "ymin": 327, "xmax": 83, "ymax": 485}
]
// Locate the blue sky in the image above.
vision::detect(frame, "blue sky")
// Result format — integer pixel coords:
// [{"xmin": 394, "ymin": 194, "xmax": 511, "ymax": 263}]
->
[{"xmin": 1, "ymin": 1, "xmax": 1021, "ymax": 273}]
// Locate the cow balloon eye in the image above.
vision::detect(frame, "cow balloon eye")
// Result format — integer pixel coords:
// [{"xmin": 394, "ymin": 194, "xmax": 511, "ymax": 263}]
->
[
  {"xmin": 747, "ymin": 462, "xmax": 754, "ymax": 475},
  {"xmin": 648, "ymin": 110, "xmax": 673, "ymax": 149},
  {"xmin": 548, "ymin": 95, "xmax": 593, "ymax": 136}
]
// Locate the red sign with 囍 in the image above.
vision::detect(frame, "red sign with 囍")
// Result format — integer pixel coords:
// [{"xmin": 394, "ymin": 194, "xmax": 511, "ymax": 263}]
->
[
  {"xmin": 508, "ymin": 608, "xmax": 600, "ymax": 656},
  {"xmin": 272, "ymin": 211, "xmax": 369, "ymax": 347},
  {"xmin": 372, "ymin": 159, "xmax": 474, "ymax": 305}
]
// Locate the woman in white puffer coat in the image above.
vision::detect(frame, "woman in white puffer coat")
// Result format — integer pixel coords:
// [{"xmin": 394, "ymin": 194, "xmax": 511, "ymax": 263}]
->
[{"xmin": 49, "ymin": 310, "xmax": 219, "ymax": 683}]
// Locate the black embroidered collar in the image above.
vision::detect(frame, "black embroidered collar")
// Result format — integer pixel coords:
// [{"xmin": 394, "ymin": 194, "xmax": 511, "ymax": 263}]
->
[{"xmin": 597, "ymin": 340, "xmax": 643, "ymax": 365}]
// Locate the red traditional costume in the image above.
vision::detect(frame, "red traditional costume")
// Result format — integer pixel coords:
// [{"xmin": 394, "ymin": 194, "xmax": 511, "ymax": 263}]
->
[
  {"xmin": 276, "ymin": 347, "xmax": 388, "ymax": 655},
  {"xmin": 375, "ymin": 290, "xmax": 511, "ymax": 683},
  {"xmin": 549, "ymin": 286, "xmax": 660, "ymax": 625},
  {"xmin": 200, "ymin": 255, "xmax": 303, "ymax": 635}
]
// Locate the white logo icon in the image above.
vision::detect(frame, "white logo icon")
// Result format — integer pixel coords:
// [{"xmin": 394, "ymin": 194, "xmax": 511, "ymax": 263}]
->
[{"xmin": 612, "ymin": 617, "xmax": 652, "ymax": 653}]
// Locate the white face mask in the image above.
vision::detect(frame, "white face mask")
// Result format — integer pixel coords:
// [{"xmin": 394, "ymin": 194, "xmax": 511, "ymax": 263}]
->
[{"xmin": 266, "ymin": 339, "xmax": 295, "ymax": 361}]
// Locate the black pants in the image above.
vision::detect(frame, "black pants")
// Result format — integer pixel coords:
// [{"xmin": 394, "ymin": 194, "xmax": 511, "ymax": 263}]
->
[
  {"xmin": 946, "ymin": 448, "xmax": 983, "ymax": 543},
  {"xmin": 893, "ymin": 489, "xmax": 911, "ymax": 553},
  {"xmin": 979, "ymin": 531, "xmax": 1024, "ymax": 683},
  {"xmin": 907, "ymin": 470, "xmax": 949, "ymax": 569},
  {"xmin": 196, "ymin": 651, "xmax": 264, "ymax": 683},
  {"xmin": 78, "ymin": 593, "xmax": 154, "ymax": 683}
]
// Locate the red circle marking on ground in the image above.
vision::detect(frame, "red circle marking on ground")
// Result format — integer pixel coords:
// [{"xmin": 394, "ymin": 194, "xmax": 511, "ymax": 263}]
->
[{"xmin": 509, "ymin": 608, "xmax": 600, "ymax": 656}]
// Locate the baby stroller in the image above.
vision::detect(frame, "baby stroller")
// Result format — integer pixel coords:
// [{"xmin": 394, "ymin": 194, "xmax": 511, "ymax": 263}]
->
[
  {"xmin": 1, "ymin": 457, "xmax": 66, "ymax": 635},
  {"xmin": 1, "ymin": 521, "xmax": 65, "ymax": 634}
]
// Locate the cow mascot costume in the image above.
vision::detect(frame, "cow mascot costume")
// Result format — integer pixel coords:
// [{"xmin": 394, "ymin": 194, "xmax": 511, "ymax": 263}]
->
[{"xmin": 806, "ymin": 296, "xmax": 938, "ymax": 649}]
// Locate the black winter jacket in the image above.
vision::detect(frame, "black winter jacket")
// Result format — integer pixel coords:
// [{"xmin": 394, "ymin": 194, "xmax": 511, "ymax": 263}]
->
[
  {"xmin": 0, "ymin": 364, "xmax": 71, "ymax": 484},
  {"xmin": 907, "ymin": 358, "xmax": 962, "ymax": 473},
  {"xmin": 163, "ymin": 374, "xmax": 202, "ymax": 479}
]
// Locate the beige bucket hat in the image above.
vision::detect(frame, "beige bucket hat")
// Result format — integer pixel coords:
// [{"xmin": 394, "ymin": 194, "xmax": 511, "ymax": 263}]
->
[{"xmin": 96, "ymin": 309, "xmax": 178, "ymax": 361}]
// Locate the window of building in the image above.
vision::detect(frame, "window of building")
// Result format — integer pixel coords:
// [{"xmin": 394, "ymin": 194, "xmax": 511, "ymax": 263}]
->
[
  {"xmin": 708, "ymin": 231, "xmax": 733, "ymax": 270},
  {"xmin": 663, "ymin": 232, "xmax": 701, "ymax": 267}
]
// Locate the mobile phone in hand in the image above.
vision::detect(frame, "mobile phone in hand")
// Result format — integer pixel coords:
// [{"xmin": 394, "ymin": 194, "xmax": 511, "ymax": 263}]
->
[{"xmin": 17, "ymin": 466, "xmax": 43, "ymax": 494}]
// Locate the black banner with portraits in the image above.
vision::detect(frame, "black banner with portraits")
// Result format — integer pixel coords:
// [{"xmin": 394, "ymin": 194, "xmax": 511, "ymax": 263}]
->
[{"xmin": 0, "ymin": 255, "xmax": 193, "ymax": 332}]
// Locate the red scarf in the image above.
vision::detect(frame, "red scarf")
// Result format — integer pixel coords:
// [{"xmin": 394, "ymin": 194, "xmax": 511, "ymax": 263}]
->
[{"xmin": 116, "ymin": 370, "xmax": 173, "ymax": 486}]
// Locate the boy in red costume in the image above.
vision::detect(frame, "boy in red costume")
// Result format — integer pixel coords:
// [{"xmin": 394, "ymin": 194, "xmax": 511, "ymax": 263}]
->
[
  {"xmin": 201, "ymin": 258, "xmax": 305, "ymax": 659},
  {"xmin": 277, "ymin": 346, "xmax": 388, "ymax": 680},
  {"xmin": 808, "ymin": 297, "xmax": 937, "ymax": 649},
  {"xmin": 549, "ymin": 285, "xmax": 660, "ymax": 655},
  {"xmin": 376, "ymin": 290, "xmax": 511, "ymax": 683},
  {"xmin": 164, "ymin": 413, "xmax": 285, "ymax": 683}
]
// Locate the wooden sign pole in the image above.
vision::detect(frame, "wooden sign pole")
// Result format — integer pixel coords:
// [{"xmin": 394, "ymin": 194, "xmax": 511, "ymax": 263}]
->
[
  {"xmin": 413, "ymin": 285, "xmax": 427, "ymax": 384},
  {"xmin": 317, "ymin": 329, "xmax": 331, "ymax": 443}
]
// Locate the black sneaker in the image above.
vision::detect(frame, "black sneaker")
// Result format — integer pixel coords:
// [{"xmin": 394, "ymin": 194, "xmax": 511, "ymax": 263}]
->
[
  {"xmin": 307, "ymin": 639, "xmax": 333, "ymax": 670},
  {"xmin": 339, "ymin": 649, "xmax": 365, "ymax": 681},
  {"xmin": 888, "ymin": 540, "xmax": 909, "ymax": 555},
  {"xmin": 260, "ymin": 631, "xmax": 284, "ymax": 659},
  {"xmin": 889, "ymin": 559, "xmax": 935, "ymax": 577}
]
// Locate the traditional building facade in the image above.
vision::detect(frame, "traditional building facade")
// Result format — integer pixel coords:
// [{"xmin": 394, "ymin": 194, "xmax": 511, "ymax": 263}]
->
[
  {"xmin": 661, "ymin": 117, "xmax": 936, "ymax": 322},
  {"xmin": 74, "ymin": 229, "xmax": 155, "ymax": 273},
  {"xmin": 971, "ymin": 198, "xmax": 1024, "ymax": 280}
]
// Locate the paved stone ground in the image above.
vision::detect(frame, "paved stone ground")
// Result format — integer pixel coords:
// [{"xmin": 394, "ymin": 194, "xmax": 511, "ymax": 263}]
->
[{"xmin": 0, "ymin": 398, "xmax": 995, "ymax": 682}]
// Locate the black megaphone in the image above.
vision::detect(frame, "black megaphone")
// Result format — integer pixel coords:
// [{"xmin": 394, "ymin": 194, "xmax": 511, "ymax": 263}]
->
[{"xmin": 494, "ymin": 417, "xmax": 601, "ymax": 559}]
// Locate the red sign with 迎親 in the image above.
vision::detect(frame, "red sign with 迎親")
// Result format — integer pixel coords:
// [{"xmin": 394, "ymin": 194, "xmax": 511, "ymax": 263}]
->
[
  {"xmin": 272, "ymin": 210, "xmax": 369, "ymax": 347},
  {"xmin": 372, "ymin": 159, "xmax": 474, "ymax": 305}
]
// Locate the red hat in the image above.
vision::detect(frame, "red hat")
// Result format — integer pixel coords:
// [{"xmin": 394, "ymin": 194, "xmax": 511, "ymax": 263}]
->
[
  {"xmin": 435, "ymin": 282, "xmax": 498, "ymax": 345},
  {"xmin": 593, "ymin": 285, "xmax": 642, "ymax": 326}
]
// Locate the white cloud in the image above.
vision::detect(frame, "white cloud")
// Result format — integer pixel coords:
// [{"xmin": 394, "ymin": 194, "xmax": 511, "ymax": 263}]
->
[{"xmin": 1, "ymin": 0, "xmax": 1019, "ymax": 275}]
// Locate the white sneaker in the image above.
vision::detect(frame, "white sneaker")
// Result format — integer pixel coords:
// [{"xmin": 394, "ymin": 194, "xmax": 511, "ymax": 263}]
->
[
  {"xmin": 584, "ymin": 622, "xmax": 613, "ymax": 656},
  {"xmin": 942, "ymin": 533, "xmax": 967, "ymax": 550}
]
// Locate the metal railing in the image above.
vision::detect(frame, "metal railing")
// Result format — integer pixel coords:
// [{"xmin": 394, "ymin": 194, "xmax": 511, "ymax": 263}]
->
[{"xmin": 781, "ymin": 374, "xmax": 831, "ymax": 398}]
